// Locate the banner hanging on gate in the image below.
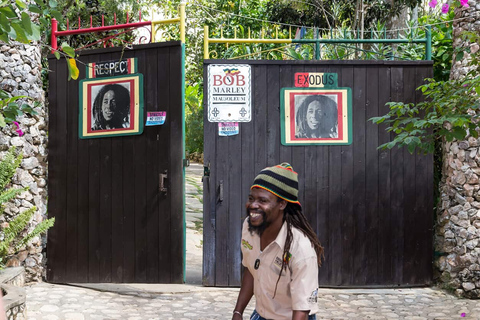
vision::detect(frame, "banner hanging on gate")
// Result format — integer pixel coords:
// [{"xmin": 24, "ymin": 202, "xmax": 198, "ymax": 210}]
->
[{"xmin": 207, "ymin": 64, "xmax": 251, "ymax": 122}]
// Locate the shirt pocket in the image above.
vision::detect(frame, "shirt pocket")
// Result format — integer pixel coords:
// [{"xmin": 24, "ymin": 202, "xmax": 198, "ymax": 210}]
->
[
  {"xmin": 260, "ymin": 256, "xmax": 290, "ymax": 298},
  {"xmin": 270, "ymin": 255, "xmax": 288, "ymax": 276}
]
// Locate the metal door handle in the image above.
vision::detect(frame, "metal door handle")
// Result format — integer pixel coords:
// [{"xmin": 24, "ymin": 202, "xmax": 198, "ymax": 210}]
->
[
  {"xmin": 219, "ymin": 180, "xmax": 223, "ymax": 202},
  {"xmin": 159, "ymin": 170, "xmax": 168, "ymax": 194}
]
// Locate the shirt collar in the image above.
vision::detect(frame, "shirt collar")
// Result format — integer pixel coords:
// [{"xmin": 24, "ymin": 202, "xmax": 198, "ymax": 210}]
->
[{"xmin": 273, "ymin": 220, "xmax": 288, "ymax": 250}]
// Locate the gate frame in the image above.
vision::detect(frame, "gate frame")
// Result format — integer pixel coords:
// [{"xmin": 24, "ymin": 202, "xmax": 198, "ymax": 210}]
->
[{"xmin": 203, "ymin": 25, "xmax": 432, "ymax": 60}]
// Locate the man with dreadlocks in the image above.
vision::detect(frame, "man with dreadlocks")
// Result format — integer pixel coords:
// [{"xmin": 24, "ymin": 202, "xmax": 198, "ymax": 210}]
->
[{"xmin": 232, "ymin": 163, "xmax": 324, "ymax": 320}]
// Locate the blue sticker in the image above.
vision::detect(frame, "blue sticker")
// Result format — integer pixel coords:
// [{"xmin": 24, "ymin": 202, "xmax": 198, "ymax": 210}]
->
[
  {"xmin": 218, "ymin": 122, "xmax": 239, "ymax": 136},
  {"xmin": 146, "ymin": 111, "xmax": 166, "ymax": 126}
]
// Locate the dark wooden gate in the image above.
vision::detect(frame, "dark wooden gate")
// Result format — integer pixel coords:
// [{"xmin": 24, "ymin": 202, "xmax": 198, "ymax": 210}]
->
[
  {"xmin": 47, "ymin": 42, "xmax": 184, "ymax": 283},
  {"xmin": 203, "ymin": 60, "xmax": 433, "ymax": 287}
]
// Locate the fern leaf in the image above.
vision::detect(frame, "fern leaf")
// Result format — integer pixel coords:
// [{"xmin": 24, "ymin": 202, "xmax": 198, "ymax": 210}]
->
[
  {"xmin": 0, "ymin": 145, "xmax": 55, "ymax": 265},
  {"xmin": 0, "ymin": 147, "xmax": 22, "ymax": 191},
  {"xmin": 0, "ymin": 187, "xmax": 27, "ymax": 206},
  {"xmin": 15, "ymin": 217, "xmax": 55, "ymax": 251},
  {"xmin": 0, "ymin": 207, "xmax": 35, "ymax": 256}
]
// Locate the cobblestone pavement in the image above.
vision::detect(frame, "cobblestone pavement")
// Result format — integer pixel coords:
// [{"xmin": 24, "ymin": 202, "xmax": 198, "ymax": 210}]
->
[
  {"xmin": 25, "ymin": 163, "xmax": 480, "ymax": 319},
  {"xmin": 26, "ymin": 282, "xmax": 250, "ymax": 320},
  {"xmin": 24, "ymin": 283, "xmax": 480, "ymax": 319}
]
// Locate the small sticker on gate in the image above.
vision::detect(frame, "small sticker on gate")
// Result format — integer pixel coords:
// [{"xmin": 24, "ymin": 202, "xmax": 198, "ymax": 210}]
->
[
  {"xmin": 218, "ymin": 122, "xmax": 239, "ymax": 136},
  {"xmin": 146, "ymin": 111, "xmax": 166, "ymax": 126}
]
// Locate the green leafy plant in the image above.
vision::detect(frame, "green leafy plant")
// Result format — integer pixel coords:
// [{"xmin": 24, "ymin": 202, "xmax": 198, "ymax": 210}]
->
[
  {"xmin": 0, "ymin": 90, "xmax": 39, "ymax": 129},
  {"xmin": 396, "ymin": 11, "xmax": 454, "ymax": 81},
  {"xmin": 370, "ymin": 31, "xmax": 480, "ymax": 154},
  {"xmin": 0, "ymin": 0, "xmax": 78, "ymax": 130},
  {"xmin": 0, "ymin": 0, "xmax": 42, "ymax": 43},
  {"xmin": 0, "ymin": 148, "xmax": 55, "ymax": 268},
  {"xmin": 185, "ymin": 84, "xmax": 204, "ymax": 155}
]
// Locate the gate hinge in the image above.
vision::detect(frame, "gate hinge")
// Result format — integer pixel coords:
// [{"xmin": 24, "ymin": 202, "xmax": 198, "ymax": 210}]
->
[{"xmin": 183, "ymin": 158, "xmax": 190, "ymax": 167}]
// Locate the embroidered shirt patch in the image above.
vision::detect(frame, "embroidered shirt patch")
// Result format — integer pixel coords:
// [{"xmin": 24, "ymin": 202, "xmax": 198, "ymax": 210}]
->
[
  {"xmin": 274, "ymin": 256, "xmax": 283, "ymax": 268},
  {"xmin": 242, "ymin": 239, "xmax": 253, "ymax": 250},
  {"xmin": 308, "ymin": 288, "xmax": 318, "ymax": 303}
]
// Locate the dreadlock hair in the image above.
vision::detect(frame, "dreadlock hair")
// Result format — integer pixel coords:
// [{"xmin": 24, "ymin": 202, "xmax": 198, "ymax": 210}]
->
[{"xmin": 272, "ymin": 202, "xmax": 324, "ymax": 299}]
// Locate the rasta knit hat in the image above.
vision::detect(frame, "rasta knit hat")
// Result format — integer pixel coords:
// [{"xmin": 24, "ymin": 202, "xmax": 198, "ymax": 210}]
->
[{"xmin": 251, "ymin": 163, "xmax": 301, "ymax": 206}]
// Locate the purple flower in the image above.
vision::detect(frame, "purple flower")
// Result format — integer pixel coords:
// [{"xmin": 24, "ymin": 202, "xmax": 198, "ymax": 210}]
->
[
  {"xmin": 13, "ymin": 121, "xmax": 24, "ymax": 137},
  {"xmin": 428, "ymin": 0, "xmax": 437, "ymax": 8},
  {"xmin": 460, "ymin": 0, "xmax": 469, "ymax": 7},
  {"xmin": 441, "ymin": 3, "xmax": 449, "ymax": 13},
  {"xmin": 461, "ymin": 313, "xmax": 466, "ymax": 317}
]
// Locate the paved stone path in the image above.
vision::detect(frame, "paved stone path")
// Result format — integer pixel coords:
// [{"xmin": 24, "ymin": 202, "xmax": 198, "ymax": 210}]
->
[
  {"xmin": 25, "ymin": 163, "xmax": 480, "ymax": 319},
  {"xmin": 26, "ymin": 283, "xmax": 250, "ymax": 320},
  {"xmin": 24, "ymin": 283, "xmax": 480, "ymax": 319},
  {"xmin": 184, "ymin": 163, "xmax": 203, "ymax": 286}
]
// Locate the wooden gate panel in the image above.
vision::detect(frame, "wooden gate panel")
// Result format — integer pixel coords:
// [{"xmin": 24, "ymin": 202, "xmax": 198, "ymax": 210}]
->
[
  {"xmin": 402, "ymin": 66, "xmax": 418, "ymax": 285},
  {"xmin": 110, "ymin": 135, "xmax": 123, "ymax": 282},
  {"xmin": 144, "ymin": 44, "xmax": 159, "ymax": 283},
  {"xmin": 65, "ymin": 55, "xmax": 79, "ymax": 281},
  {"xmin": 202, "ymin": 62, "xmax": 215, "ymax": 286},
  {"xmin": 151, "ymin": 47, "xmax": 171, "ymax": 283},
  {"xmin": 48, "ymin": 42, "xmax": 184, "ymax": 283},
  {"xmin": 364, "ymin": 66, "xmax": 380, "ymax": 284},
  {"xmin": 121, "ymin": 136, "xmax": 136, "ymax": 283},
  {"xmin": 204, "ymin": 60, "xmax": 433, "ymax": 287},
  {"xmin": 214, "ymin": 117, "xmax": 230, "ymax": 286},
  {"xmin": 47, "ymin": 53, "xmax": 66, "ymax": 282},
  {"xmin": 375, "ymin": 66, "xmax": 389, "ymax": 285},
  {"xmin": 352, "ymin": 66, "xmax": 367, "ymax": 286},
  {"xmin": 168, "ymin": 46, "xmax": 184, "ymax": 283}
]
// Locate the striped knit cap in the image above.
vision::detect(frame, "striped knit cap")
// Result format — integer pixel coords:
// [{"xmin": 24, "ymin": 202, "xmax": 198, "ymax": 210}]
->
[{"xmin": 251, "ymin": 163, "xmax": 300, "ymax": 206}]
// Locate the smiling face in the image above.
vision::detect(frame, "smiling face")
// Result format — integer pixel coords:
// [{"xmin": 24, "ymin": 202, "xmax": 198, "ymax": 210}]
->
[
  {"xmin": 246, "ymin": 187, "xmax": 286, "ymax": 235},
  {"xmin": 306, "ymin": 100, "xmax": 322, "ymax": 130},
  {"xmin": 101, "ymin": 90, "xmax": 116, "ymax": 121}
]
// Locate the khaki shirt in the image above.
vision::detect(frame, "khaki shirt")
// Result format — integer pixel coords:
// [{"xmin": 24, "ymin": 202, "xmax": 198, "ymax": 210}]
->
[{"xmin": 241, "ymin": 218, "xmax": 319, "ymax": 320}]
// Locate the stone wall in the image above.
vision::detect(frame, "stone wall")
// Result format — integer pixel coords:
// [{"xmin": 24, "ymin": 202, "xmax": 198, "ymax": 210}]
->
[
  {"xmin": 0, "ymin": 42, "xmax": 48, "ymax": 282},
  {"xmin": 434, "ymin": 0, "xmax": 480, "ymax": 298}
]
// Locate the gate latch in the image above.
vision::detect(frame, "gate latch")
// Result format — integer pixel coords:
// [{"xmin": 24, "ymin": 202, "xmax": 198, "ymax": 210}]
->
[
  {"xmin": 202, "ymin": 163, "xmax": 210, "ymax": 182},
  {"xmin": 159, "ymin": 170, "xmax": 168, "ymax": 194}
]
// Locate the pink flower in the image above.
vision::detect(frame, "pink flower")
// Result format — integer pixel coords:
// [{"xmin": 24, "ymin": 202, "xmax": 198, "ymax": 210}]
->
[
  {"xmin": 441, "ymin": 3, "xmax": 449, "ymax": 13},
  {"xmin": 428, "ymin": 0, "xmax": 437, "ymax": 8},
  {"xmin": 460, "ymin": 0, "xmax": 469, "ymax": 7},
  {"xmin": 13, "ymin": 121, "xmax": 24, "ymax": 137}
]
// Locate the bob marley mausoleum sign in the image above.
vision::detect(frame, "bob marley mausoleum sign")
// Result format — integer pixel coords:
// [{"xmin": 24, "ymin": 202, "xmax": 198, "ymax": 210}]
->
[{"xmin": 207, "ymin": 64, "xmax": 251, "ymax": 122}]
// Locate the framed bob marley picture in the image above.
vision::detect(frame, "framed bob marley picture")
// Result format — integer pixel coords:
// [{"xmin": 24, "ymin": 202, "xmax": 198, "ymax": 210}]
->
[
  {"xmin": 280, "ymin": 87, "xmax": 352, "ymax": 145},
  {"xmin": 79, "ymin": 74, "xmax": 144, "ymax": 139}
]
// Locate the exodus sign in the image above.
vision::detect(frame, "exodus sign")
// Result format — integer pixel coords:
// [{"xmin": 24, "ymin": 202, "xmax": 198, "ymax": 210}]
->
[{"xmin": 294, "ymin": 73, "xmax": 338, "ymax": 88}]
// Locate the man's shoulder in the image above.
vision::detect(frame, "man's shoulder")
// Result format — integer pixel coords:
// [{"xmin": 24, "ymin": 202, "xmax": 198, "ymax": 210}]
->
[
  {"xmin": 290, "ymin": 227, "xmax": 316, "ymax": 258},
  {"xmin": 291, "ymin": 226, "xmax": 310, "ymax": 242},
  {"xmin": 241, "ymin": 217, "xmax": 249, "ymax": 231},
  {"xmin": 241, "ymin": 218, "xmax": 254, "ymax": 238}
]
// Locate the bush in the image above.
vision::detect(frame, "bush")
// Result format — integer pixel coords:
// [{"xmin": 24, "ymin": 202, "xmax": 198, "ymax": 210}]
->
[{"xmin": 185, "ymin": 83, "xmax": 204, "ymax": 155}]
